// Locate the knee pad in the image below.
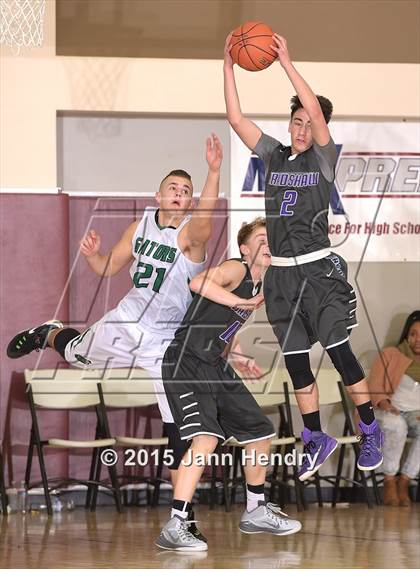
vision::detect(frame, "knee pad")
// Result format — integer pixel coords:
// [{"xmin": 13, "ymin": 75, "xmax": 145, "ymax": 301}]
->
[
  {"xmin": 284, "ymin": 353, "xmax": 316, "ymax": 390},
  {"xmin": 164, "ymin": 423, "xmax": 191, "ymax": 470},
  {"xmin": 327, "ymin": 342, "xmax": 365, "ymax": 386}
]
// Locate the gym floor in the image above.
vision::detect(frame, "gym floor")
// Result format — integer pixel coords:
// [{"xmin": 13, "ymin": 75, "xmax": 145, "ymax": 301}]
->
[{"xmin": 2, "ymin": 503, "xmax": 419, "ymax": 569}]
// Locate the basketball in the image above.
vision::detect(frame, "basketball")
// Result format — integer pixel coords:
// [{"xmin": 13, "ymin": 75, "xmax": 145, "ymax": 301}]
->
[{"xmin": 230, "ymin": 21, "xmax": 277, "ymax": 72}]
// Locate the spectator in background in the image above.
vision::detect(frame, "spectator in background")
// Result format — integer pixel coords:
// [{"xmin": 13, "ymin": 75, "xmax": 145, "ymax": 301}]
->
[{"xmin": 369, "ymin": 311, "xmax": 420, "ymax": 506}]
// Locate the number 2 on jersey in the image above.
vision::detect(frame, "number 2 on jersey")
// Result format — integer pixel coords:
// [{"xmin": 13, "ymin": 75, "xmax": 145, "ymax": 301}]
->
[
  {"xmin": 133, "ymin": 262, "xmax": 166, "ymax": 292},
  {"xmin": 279, "ymin": 189, "xmax": 298, "ymax": 216}
]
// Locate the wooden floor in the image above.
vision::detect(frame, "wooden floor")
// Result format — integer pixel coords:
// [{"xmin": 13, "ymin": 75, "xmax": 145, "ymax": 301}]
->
[{"xmin": 1, "ymin": 504, "xmax": 419, "ymax": 569}]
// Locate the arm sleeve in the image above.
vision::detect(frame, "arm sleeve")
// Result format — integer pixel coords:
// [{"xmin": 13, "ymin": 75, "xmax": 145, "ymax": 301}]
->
[
  {"xmin": 253, "ymin": 133, "xmax": 284, "ymax": 177},
  {"xmin": 313, "ymin": 137, "xmax": 338, "ymax": 182}
]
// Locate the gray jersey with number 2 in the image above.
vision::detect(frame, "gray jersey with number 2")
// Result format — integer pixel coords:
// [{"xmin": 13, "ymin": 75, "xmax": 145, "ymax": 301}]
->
[{"xmin": 254, "ymin": 132, "xmax": 337, "ymax": 258}]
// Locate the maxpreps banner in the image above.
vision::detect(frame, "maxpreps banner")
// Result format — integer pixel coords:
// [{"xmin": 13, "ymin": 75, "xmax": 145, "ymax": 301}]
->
[{"xmin": 230, "ymin": 121, "xmax": 420, "ymax": 262}]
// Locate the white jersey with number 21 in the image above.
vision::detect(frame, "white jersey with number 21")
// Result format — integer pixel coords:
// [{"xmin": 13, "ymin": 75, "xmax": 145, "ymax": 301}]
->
[{"xmin": 118, "ymin": 206, "xmax": 206, "ymax": 332}]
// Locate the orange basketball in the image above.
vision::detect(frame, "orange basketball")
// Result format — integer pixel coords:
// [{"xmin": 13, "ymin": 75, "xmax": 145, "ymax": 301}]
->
[{"xmin": 230, "ymin": 21, "xmax": 277, "ymax": 72}]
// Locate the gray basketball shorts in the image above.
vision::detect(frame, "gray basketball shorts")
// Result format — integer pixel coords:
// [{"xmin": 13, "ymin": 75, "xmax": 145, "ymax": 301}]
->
[
  {"xmin": 162, "ymin": 344, "xmax": 275, "ymax": 443},
  {"xmin": 264, "ymin": 253, "xmax": 358, "ymax": 355}
]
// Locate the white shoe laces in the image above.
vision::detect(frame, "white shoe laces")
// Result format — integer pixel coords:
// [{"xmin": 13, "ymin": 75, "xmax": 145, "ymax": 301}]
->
[
  {"xmin": 265, "ymin": 503, "xmax": 290, "ymax": 525},
  {"xmin": 178, "ymin": 519, "xmax": 199, "ymax": 543}
]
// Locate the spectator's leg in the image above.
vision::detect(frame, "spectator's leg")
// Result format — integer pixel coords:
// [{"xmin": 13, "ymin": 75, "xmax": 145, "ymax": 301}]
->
[
  {"xmin": 376, "ymin": 409, "xmax": 407, "ymax": 505},
  {"xmin": 398, "ymin": 410, "xmax": 420, "ymax": 506}
]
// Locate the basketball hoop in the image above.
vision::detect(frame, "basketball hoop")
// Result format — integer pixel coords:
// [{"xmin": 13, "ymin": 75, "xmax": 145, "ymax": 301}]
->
[{"xmin": 0, "ymin": 0, "xmax": 46, "ymax": 53}]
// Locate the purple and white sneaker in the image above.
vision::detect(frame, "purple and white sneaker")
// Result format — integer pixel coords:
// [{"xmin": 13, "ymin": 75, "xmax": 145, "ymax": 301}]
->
[
  {"xmin": 298, "ymin": 428, "xmax": 338, "ymax": 481},
  {"xmin": 357, "ymin": 420, "xmax": 384, "ymax": 471}
]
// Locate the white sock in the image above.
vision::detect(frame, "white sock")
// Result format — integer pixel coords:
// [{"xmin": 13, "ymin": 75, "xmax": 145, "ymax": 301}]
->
[
  {"xmin": 246, "ymin": 485, "xmax": 265, "ymax": 512},
  {"xmin": 171, "ymin": 508, "xmax": 188, "ymax": 519},
  {"xmin": 171, "ymin": 499, "xmax": 189, "ymax": 519}
]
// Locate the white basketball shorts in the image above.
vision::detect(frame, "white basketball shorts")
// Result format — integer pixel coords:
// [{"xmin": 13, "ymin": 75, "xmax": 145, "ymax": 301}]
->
[{"xmin": 64, "ymin": 306, "xmax": 175, "ymax": 422}]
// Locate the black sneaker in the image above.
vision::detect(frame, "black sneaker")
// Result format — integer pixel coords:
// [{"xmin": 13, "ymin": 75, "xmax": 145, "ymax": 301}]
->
[
  {"xmin": 7, "ymin": 320, "xmax": 63, "ymax": 359},
  {"xmin": 188, "ymin": 509, "xmax": 207, "ymax": 543}
]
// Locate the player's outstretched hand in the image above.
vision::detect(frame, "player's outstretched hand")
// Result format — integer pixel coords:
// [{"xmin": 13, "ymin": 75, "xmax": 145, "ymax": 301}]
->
[
  {"xmin": 206, "ymin": 133, "xmax": 223, "ymax": 172},
  {"xmin": 224, "ymin": 32, "xmax": 234, "ymax": 67},
  {"xmin": 79, "ymin": 229, "xmax": 101, "ymax": 257},
  {"xmin": 234, "ymin": 293, "xmax": 264, "ymax": 312},
  {"xmin": 270, "ymin": 34, "xmax": 292, "ymax": 68}
]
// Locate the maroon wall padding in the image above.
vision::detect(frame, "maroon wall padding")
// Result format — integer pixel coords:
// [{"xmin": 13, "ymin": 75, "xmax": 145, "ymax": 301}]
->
[
  {"xmin": 1, "ymin": 195, "xmax": 228, "ymax": 485},
  {"xmin": 68, "ymin": 197, "xmax": 139, "ymax": 328},
  {"xmin": 0, "ymin": 194, "xmax": 70, "ymax": 485}
]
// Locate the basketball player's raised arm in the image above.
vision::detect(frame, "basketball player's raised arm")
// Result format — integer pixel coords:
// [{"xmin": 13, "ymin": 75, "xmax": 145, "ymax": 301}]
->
[
  {"xmin": 79, "ymin": 220, "xmax": 137, "ymax": 277},
  {"xmin": 182, "ymin": 134, "xmax": 223, "ymax": 248},
  {"xmin": 271, "ymin": 34, "xmax": 331, "ymax": 147},
  {"xmin": 223, "ymin": 33, "xmax": 262, "ymax": 151},
  {"xmin": 189, "ymin": 260, "xmax": 264, "ymax": 311}
]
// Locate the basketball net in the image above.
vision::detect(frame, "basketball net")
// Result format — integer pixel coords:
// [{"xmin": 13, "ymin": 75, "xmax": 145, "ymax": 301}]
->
[{"xmin": 0, "ymin": 0, "xmax": 46, "ymax": 53}]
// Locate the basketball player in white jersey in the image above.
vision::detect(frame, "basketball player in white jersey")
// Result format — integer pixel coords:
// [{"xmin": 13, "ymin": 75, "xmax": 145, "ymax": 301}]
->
[{"xmin": 7, "ymin": 134, "xmax": 223, "ymax": 509}]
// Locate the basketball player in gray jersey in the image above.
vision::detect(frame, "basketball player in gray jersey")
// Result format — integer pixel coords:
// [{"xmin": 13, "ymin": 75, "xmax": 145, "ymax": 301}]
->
[
  {"xmin": 156, "ymin": 218, "xmax": 301, "ymax": 552},
  {"xmin": 224, "ymin": 33, "xmax": 383, "ymax": 479}
]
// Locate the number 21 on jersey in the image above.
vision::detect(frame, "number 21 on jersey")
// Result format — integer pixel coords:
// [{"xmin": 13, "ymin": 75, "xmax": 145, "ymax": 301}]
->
[
  {"xmin": 279, "ymin": 189, "xmax": 298, "ymax": 216},
  {"xmin": 133, "ymin": 262, "xmax": 166, "ymax": 292}
]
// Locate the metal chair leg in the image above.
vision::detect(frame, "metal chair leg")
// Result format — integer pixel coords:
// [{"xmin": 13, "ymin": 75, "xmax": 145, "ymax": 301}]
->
[
  {"xmin": 36, "ymin": 443, "xmax": 52, "ymax": 515},
  {"xmin": 209, "ymin": 462, "xmax": 218, "ymax": 510},
  {"xmin": 239, "ymin": 459, "xmax": 247, "ymax": 501},
  {"xmin": 359, "ymin": 469, "xmax": 373, "ymax": 509},
  {"xmin": 332, "ymin": 444, "xmax": 346, "ymax": 507},
  {"xmin": 86, "ymin": 446, "xmax": 99, "ymax": 509},
  {"xmin": 151, "ymin": 445, "xmax": 165, "ymax": 508},
  {"xmin": 314, "ymin": 471, "xmax": 323, "ymax": 507},
  {"xmin": 24, "ymin": 431, "xmax": 35, "ymax": 487},
  {"xmin": 269, "ymin": 447, "xmax": 280, "ymax": 503},
  {"xmin": 352, "ymin": 444, "xmax": 373, "ymax": 508},
  {"xmin": 107, "ymin": 461, "xmax": 123, "ymax": 513},
  {"xmin": 27, "ymin": 388, "xmax": 52, "ymax": 515},
  {"xmin": 90, "ymin": 448, "xmax": 102, "ymax": 512},
  {"xmin": 291, "ymin": 450, "xmax": 305, "ymax": 512},
  {"xmin": 222, "ymin": 461, "xmax": 231, "ymax": 512},
  {"xmin": 371, "ymin": 470, "xmax": 381, "ymax": 505},
  {"xmin": 230, "ymin": 447, "xmax": 240, "ymax": 505},
  {"xmin": 0, "ymin": 450, "xmax": 8, "ymax": 515}
]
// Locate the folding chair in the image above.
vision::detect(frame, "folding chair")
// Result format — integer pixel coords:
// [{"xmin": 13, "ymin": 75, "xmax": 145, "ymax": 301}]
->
[
  {"xmin": 24, "ymin": 369, "xmax": 122, "ymax": 515},
  {"xmin": 99, "ymin": 372, "xmax": 169, "ymax": 507}
]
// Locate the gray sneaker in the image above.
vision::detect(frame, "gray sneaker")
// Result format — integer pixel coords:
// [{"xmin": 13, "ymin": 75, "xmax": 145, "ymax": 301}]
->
[
  {"xmin": 239, "ymin": 502, "xmax": 302, "ymax": 536},
  {"xmin": 156, "ymin": 516, "xmax": 208, "ymax": 552}
]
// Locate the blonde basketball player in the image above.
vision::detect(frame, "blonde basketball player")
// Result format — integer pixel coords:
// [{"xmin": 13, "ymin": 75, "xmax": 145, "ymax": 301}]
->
[{"xmin": 7, "ymin": 134, "xmax": 223, "ymax": 540}]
